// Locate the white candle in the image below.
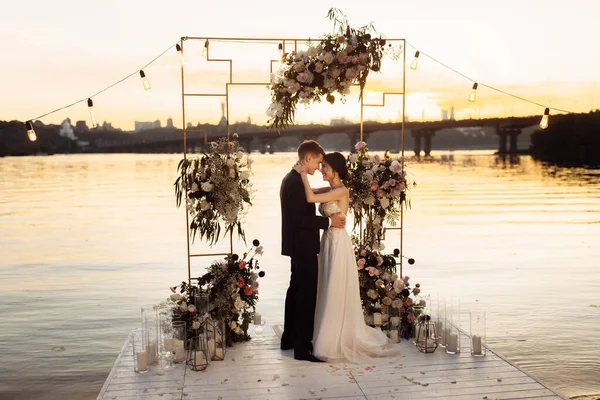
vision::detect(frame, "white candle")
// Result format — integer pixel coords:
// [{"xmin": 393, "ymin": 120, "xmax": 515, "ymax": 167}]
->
[
  {"xmin": 447, "ymin": 333, "xmax": 458, "ymax": 353},
  {"xmin": 194, "ymin": 351, "xmax": 206, "ymax": 368},
  {"xmin": 174, "ymin": 339, "xmax": 185, "ymax": 362},
  {"xmin": 373, "ymin": 313, "xmax": 382, "ymax": 325},
  {"xmin": 424, "ymin": 339, "xmax": 437, "ymax": 353},
  {"xmin": 208, "ymin": 339, "xmax": 216, "ymax": 359},
  {"xmin": 164, "ymin": 338, "xmax": 174, "ymax": 352},
  {"xmin": 136, "ymin": 351, "xmax": 148, "ymax": 372},
  {"xmin": 253, "ymin": 312, "xmax": 262, "ymax": 325},
  {"xmin": 147, "ymin": 341, "xmax": 157, "ymax": 364},
  {"xmin": 390, "ymin": 317, "xmax": 400, "ymax": 327},
  {"xmin": 215, "ymin": 347, "xmax": 224, "ymax": 359},
  {"xmin": 472, "ymin": 335, "xmax": 483, "ymax": 355},
  {"xmin": 389, "ymin": 330, "xmax": 399, "ymax": 342}
]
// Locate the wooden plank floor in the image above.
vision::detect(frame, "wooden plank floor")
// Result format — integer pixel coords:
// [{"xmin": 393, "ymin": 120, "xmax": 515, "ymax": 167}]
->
[{"xmin": 98, "ymin": 327, "xmax": 568, "ymax": 400}]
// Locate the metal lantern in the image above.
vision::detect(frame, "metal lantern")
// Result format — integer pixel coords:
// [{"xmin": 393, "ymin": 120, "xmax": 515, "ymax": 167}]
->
[
  {"xmin": 206, "ymin": 318, "xmax": 226, "ymax": 361},
  {"xmin": 186, "ymin": 334, "xmax": 209, "ymax": 371},
  {"xmin": 415, "ymin": 314, "xmax": 438, "ymax": 353}
]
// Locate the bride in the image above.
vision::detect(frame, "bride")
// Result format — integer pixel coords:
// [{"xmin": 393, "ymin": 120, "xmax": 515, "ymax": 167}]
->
[{"xmin": 293, "ymin": 152, "xmax": 398, "ymax": 363}]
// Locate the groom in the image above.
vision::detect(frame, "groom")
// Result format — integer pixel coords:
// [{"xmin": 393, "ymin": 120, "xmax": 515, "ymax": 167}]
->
[{"xmin": 279, "ymin": 140, "xmax": 346, "ymax": 362}]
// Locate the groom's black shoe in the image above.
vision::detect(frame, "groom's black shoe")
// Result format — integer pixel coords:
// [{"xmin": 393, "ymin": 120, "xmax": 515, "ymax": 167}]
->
[{"xmin": 294, "ymin": 352, "xmax": 324, "ymax": 363}]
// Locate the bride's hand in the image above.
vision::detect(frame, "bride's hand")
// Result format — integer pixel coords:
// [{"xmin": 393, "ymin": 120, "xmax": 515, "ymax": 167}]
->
[{"xmin": 293, "ymin": 161, "xmax": 306, "ymax": 174}]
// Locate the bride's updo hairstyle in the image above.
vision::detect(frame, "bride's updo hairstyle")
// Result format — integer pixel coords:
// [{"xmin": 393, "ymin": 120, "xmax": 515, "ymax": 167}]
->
[{"xmin": 324, "ymin": 152, "xmax": 348, "ymax": 180}]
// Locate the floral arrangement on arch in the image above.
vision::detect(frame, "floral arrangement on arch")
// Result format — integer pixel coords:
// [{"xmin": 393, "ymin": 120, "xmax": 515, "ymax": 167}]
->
[
  {"xmin": 345, "ymin": 140, "xmax": 413, "ymax": 248},
  {"xmin": 267, "ymin": 8, "xmax": 400, "ymax": 130},
  {"xmin": 355, "ymin": 244, "xmax": 423, "ymax": 339},
  {"xmin": 167, "ymin": 240, "xmax": 265, "ymax": 346},
  {"xmin": 174, "ymin": 137, "xmax": 254, "ymax": 245}
]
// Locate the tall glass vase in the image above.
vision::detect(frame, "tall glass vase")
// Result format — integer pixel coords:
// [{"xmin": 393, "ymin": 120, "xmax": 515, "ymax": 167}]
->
[
  {"xmin": 445, "ymin": 298, "xmax": 461, "ymax": 354},
  {"xmin": 470, "ymin": 308, "xmax": 486, "ymax": 356},
  {"xmin": 133, "ymin": 328, "xmax": 149, "ymax": 373},
  {"xmin": 141, "ymin": 305, "xmax": 159, "ymax": 365}
]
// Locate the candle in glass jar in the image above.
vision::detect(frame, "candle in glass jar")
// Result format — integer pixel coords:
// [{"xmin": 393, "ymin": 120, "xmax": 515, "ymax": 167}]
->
[
  {"xmin": 136, "ymin": 351, "xmax": 148, "ymax": 372},
  {"xmin": 389, "ymin": 330, "xmax": 399, "ymax": 342},
  {"xmin": 194, "ymin": 351, "xmax": 206, "ymax": 368},
  {"xmin": 390, "ymin": 317, "xmax": 400, "ymax": 327},
  {"xmin": 174, "ymin": 339, "xmax": 185, "ymax": 362},
  {"xmin": 208, "ymin": 339, "xmax": 216, "ymax": 359},
  {"xmin": 447, "ymin": 333, "xmax": 458, "ymax": 353},
  {"xmin": 148, "ymin": 340, "xmax": 157, "ymax": 364},
  {"xmin": 373, "ymin": 313, "xmax": 382, "ymax": 325},
  {"xmin": 215, "ymin": 347, "xmax": 224, "ymax": 359},
  {"xmin": 471, "ymin": 335, "xmax": 482, "ymax": 355}
]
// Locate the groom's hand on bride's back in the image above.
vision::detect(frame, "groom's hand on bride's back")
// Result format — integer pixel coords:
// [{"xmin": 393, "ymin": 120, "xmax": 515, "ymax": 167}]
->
[{"xmin": 330, "ymin": 212, "xmax": 346, "ymax": 229}]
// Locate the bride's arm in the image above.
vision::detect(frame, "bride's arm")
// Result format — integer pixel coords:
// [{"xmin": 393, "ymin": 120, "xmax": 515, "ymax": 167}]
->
[
  {"xmin": 299, "ymin": 172, "xmax": 347, "ymax": 203},
  {"xmin": 313, "ymin": 186, "xmax": 331, "ymax": 194}
]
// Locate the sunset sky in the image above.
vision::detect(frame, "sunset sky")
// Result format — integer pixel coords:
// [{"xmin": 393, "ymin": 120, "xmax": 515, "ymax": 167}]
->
[{"xmin": 1, "ymin": 0, "xmax": 598, "ymax": 130}]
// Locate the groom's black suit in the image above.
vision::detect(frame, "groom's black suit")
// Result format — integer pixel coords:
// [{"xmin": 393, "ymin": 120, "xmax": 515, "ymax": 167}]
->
[{"xmin": 280, "ymin": 169, "xmax": 329, "ymax": 358}]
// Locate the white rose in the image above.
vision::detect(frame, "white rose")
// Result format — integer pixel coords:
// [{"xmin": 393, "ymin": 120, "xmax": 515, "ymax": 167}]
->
[
  {"xmin": 170, "ymin": 293, "xmax": 181, "ymax": 301},
  {"xmin": 229, "ymin": 169, "xmax": 236, "ymax": 178},
  {"xmin": 307, "ymin": 46, "xmax": 318, "ymax": 57},
  {"xmin": 255, "ymin": 245, "xmax": 264, "ymax": 256},
  {"xmin": 180, "ymin": 302, "xmax": 188, "ymax": 312},
  {"xmin": 201, "ymin": 182, "xmax": 214, "ymax": 192},
  {"xmin": 240, "ymin": 171, "xmax": 250, "ymax": 180},
  {"xmin": 200, "ymin": 199, "xmax": 210, "ymax": 211},
  {"xmin": 187, "ymin": 304, "xmax": 196, "ymax": 313},
  {"xmin": 226, "ymin": 158, "xmax": 235, "ymax": 167},
  {"xmin": 323, "ymin": 52, "xmax": 334, "ymax": 64},
  {"xmin": 349, "ymin": 154, "xmax": 358, "ymax": 163},
  {"xmin": 380, "ymin": 198, "xmax": 390, "ymax": 209},
  {"xmin": 192, "ymin": 321, "xmax": 201, "ymax": 330},
  {"xmin": 191, "ymin": 182, "xmax": 199, "ymax": 192},
  {"xmin": 236, "ymin": 151, "xmax": 244, "ymax": 159},
  {"xmin": 234, "ymin": 327, "xmax": 243, "ymax": 335}
]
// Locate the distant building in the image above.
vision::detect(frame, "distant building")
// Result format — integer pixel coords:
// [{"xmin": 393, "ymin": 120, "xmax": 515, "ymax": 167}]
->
[
  {"xmin": 135, "ymin": 121, "xmax": 155, "ymax": 132},
  {"xmin": 330, "ymin": 117, "xmax": 352, "ymax": 126},
  {"xmin": 441, "ymin": 109, "xmax": 449, "ymax": 121},
  {"xmin": 166, "ymin": 118, "xmax": 174, "ymax": 128},
  {"xmin": 75, "ymin": 120, "xmax": 89, "ymax": 132},
  {"xmin": 153, "ymin": 120, "xmax": 161, "ymax": 129},
  {"xmin": 450, "ymin": 106, "xmax": 455, "ymax": 120}
]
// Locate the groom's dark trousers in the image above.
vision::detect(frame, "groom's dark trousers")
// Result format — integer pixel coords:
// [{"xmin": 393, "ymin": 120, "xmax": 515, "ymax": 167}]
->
[{"xmin": 280, "ymin": 169, "xmax": 329, "ymax": 357}]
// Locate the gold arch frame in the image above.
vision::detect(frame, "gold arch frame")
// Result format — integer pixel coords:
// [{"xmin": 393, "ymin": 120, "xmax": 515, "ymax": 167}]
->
[{"xmin": 178, "ymin": 36, "xmax": 407, "ymax": 281}]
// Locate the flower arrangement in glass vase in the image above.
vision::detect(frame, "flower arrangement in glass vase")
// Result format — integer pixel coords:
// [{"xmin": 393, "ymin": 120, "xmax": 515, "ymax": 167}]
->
[
  {"xmin": 167, "ymin": 240, "xmax": 265, "ymax": 346},
  {"xmin": 346, "ymin": 140, "xmax": 413, "ymax": 247},
  {"xmin": 267, "ymin": 8, "xmax": 401, "ymax": 130},
  {"xmin": 174, "ymin": 137, "xmax": 254, "ymax": 245},
  {"xmin": 355, "ymin": 244, "xmax": 423, "ymax": 339}
]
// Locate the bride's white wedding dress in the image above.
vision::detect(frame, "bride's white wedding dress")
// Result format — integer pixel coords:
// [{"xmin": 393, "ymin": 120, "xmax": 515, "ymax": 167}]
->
[{"xmin": 312, "ymin": 201, "xmax": 399, "ymax": 363}]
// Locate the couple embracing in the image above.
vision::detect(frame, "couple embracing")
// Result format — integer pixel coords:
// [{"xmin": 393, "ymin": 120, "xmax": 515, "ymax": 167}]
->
[{"xmin": 280, "ymin": 140, "xmax": 398, "ymax": 363}]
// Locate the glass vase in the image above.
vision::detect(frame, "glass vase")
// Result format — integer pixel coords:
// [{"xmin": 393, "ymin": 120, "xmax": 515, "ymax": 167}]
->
[
  {"xmin": 470, "ymin": 308, "xmax": 486, "ymax": 356},
  {"xmin": 132, "ymin": 328, "xmax": 149, "ymax": 373}
]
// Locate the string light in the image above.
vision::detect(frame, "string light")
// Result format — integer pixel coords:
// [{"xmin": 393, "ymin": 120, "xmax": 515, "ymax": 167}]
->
[
  {"xmin": 278, "ymin": 43, "xmax": 283, "ymax": 59},
  {"xmin": 469, "ymin": 82, "xmax": 478, "ymax": 102},
  {"xmin": 139, "ymin": 70, "xmax": 151, "ymax": 90},
  {"xmin": 539, "ymin": 108, "xmax": 550, "ymax": 129},
  {"xmin": 87, "ymin": 98, "xmax": 97, "ymax": 128},
  {"xmin": 410, "ymin": 51, "xmax": 420, "ymax": 70},
  {"xmin": 176, "ymin": 43, "xmax": 184, "ymax": 66},
  {"xmin": 202, "ymin": 39, "xmax": 209, "ymax": 58},
  {"xmin": 25, "ymin": 121, "xmax": 37, "ymax": 141}
]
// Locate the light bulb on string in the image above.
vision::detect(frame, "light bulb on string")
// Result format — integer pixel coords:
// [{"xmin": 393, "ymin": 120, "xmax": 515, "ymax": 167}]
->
[
  {"xmin": 410, "ymin": 51, "xmax": 420, "ymax": 70},
  {"xmin": 176, "ymin": 43, "xmax": 184, "ymax": 67},
  {"xmin": 139, "ymin": 70, "xmax": 151, "ymax": 90},
  {"xmin": 87, "ymin": 98, "xmax": 97, "ymax": 128},
  {"xmin": 539, "ymin": 108, "xmax": 550, "ymax": 129},
  {"xmin": 25, "ymin": 121, "xmax": 37, "ymax": 141},
  {"xmin": 469, "ymin": 82, "xmax": 478, "ymax": 102},
  {"xmin": 202, "ymin": 39, "xmax": 209, "ymax": 58}
]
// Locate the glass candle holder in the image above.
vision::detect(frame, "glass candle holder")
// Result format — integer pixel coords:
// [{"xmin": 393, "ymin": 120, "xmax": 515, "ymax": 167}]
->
[
  {"xmin": 187, "ymin": 334, "xmax": 209, "ymax": 371},
  {"xmin": 171, "ymin": 321, "xmax": 187, "ymax": 363},
  {"xmin": 206, "ymin": 319, "xmax": 225, "ymax": 361},
  {"xmin": 141, "ymin": 305, "xmax": 159, "ymax": 365},
  {"xmin": 133, "ymin": 328, "xmax": 149, "ymax": 373},
  {"xmin": 445, "ymin": 298, "xmax": 461, "ymax": 355},
  {"xmin": 470, "ymin": 308, "xmax": 486, "ymax": 356}
]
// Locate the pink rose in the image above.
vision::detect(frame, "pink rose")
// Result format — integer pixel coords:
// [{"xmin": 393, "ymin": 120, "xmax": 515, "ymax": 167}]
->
[
  {"xmin": 237, "ymin": 278, "xmax": 245, "ymax": 287},
  {"xmin": 238, "ymin": 260, "xmax": 247, "ymax": 270},
  {"xmin": 407, "ymin": 314, "xmax": 415, "ymax": 323},
  {"xmin": 412, "ymin": 288, "xmax": 421, "ymax": 296},
  {"xmin": 251, "ymin": 281, "xmax": 259, "ymax": 290},
  {"xmin": 399, "ymin": 306, "xmax": 406, "ymax": 313},
  {"xmin": 377, "ymin": 190, "xmax": 385, "ymax": 198},
  {"xmin": 375, "ymin": 279, "xmax": 383, "ymax": 286},
  {"xmin": 376, "ymin": 256, "xmax": 383, "ymax": 266},
  {"xmin": 244, "ymin": 287, "xmax": 253, "ymax": 296},
  {"xmin": 357, "ymin": 258, "xmax": 366, "ymax": 269},
  {"xmin": 354, "ymin": 141, "xmax": 367, "ymax": 151},
  {"xmin": 370, "ymin": 182, "xmax": 379, "ymax": 192}
]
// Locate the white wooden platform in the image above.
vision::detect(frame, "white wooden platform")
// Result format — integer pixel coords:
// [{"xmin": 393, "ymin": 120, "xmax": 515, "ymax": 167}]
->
[{"xmin": 98, "ymin": 327, "xmax": 568, "ymax": 400}]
